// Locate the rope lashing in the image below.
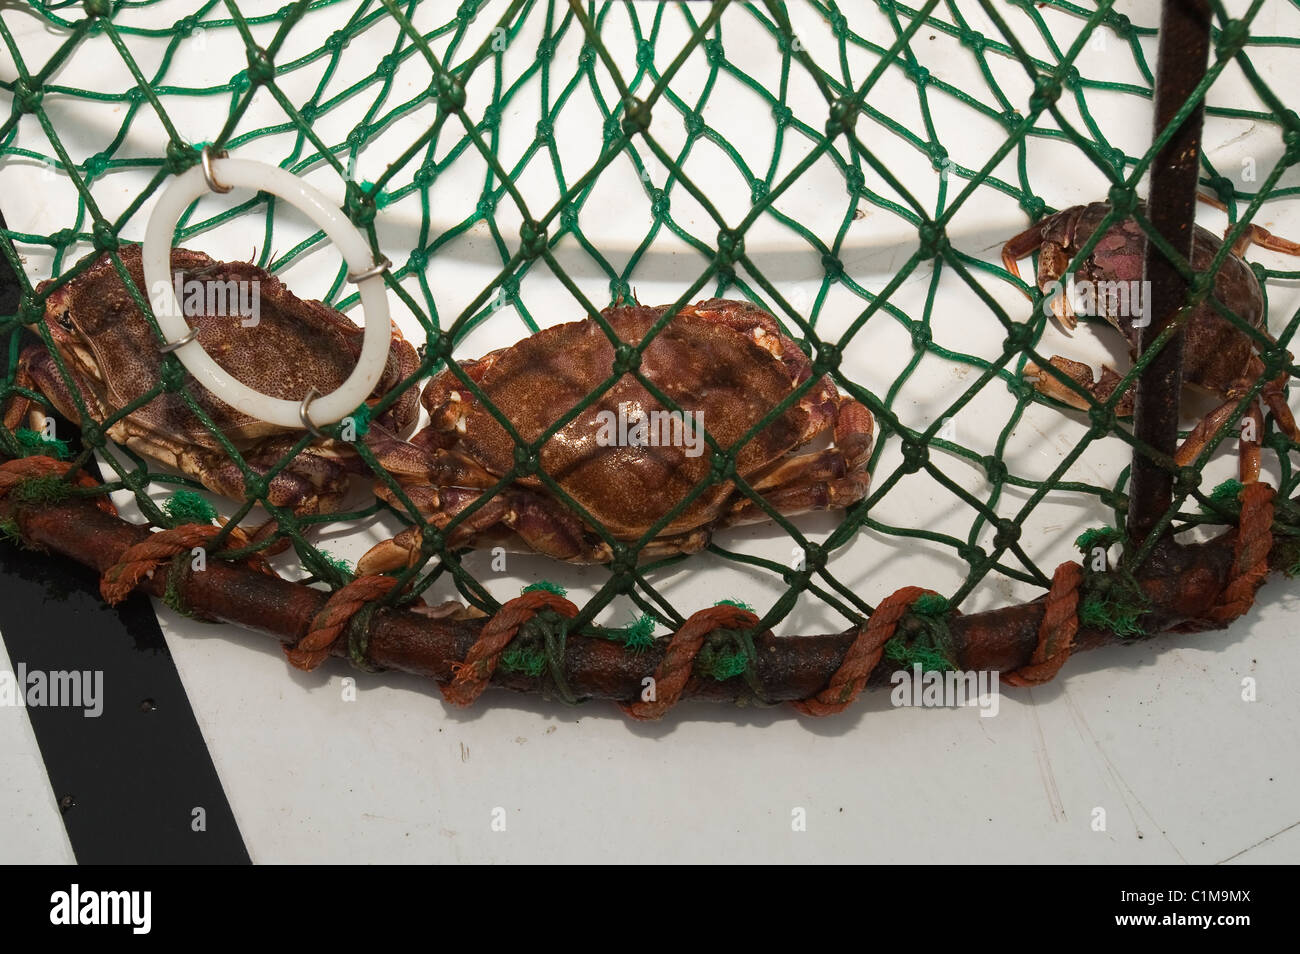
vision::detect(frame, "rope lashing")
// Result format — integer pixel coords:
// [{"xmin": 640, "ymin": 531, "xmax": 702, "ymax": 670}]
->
[
  {"xmin": 0, "ymin": 455, "xmax": 116, "ymax": 515},
  {"xmin": 621, "ymin": 602, "xmax": 760, "ymax": 721},
  {"xmin": 100, "ymin": 522, "xmax": 275, "ymax": 606},
  {"xmin": 285, "ymin": 574, "xmax": 402, "ymax": 671},
  {"xmin": 792, "ymin": 586, "xmax": 939, "ymax": 717},
  {"xmin": 1208, "ymin": 481, "xmax": 1275, "ymax": 624},
  {"xmin": 441, "ymin": 589, "xmax": 579, "ymax": 707},
  {"xmin": 1003, "ymin": 561, "xmax": 1083, "ymax": 687}
]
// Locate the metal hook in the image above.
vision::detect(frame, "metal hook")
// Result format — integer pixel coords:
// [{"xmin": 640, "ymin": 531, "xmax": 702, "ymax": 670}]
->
[
  {"xmin": 158, "ymin": 326, "xmax": 199, "ymax": 354},
  {"xmin": 346, "ymin": 255, "xmax": 391, "ymax": 284},
  {"xmin": 299, "ymin": 387, "xmax": 326, "ymax": 438},
  {"xmin": 201, "ymin": 145, "xmax": 231, "ymax": 194}
]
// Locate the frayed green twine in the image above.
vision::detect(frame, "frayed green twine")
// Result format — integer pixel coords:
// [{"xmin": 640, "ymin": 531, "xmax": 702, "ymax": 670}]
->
[
  {"xmin": 912, "ymin": 593, "xmax": 949, "ymax": 616},
  {"xmin": 882, "ymin": 600, "xmax": 955, "ymax": 672},
  {"xmin": 1076, "ymin": 526, "xmax": 1122, "ymax": 552},
  {"xmin": 884, "ymin": 638, "xmax": 953, "ymax": 672},
  {"xmin": 319, "ymin": 550, "xmax": 353, "ymax": 579},
  {"xmin": 15, "ymin": 427, "xmax": 68, "ymax": 460},
  {"xmin": 500, "ymin": 645, "xmax": 547, "ymax": 676},
  {"xmin": 715, "ymin": 597, "xmax": 753, "ymax": 612},
  {"xmin": 1200, "ymin": 478, "xmax": 1244, "ymax": 516},
  {"xmin": 1079, "ymin": 570, "xmax": 1150, "ymax": 638},
  {"xmin": 613, "ymin": 613, "xmax": 655, "ymax": 651},
  {"xmin": 10, "ymin": 474, "xmax": 75, "ymax": 505},
  {"xmin": 697, "ymin": 639, "xmax": 749, "ymax": 680},
  {"xmin": 163, "ymin": 489, "xmax": 217, "ymax": 526},
  {"xmin": 300, "ymin": 547, "xmax": 352, "ymax": 586},
  {"xmin": 0, "ymin": 516, "xmax": 28, "ymax": 548},
  {"xmin": 693, "ymin": 625, "xmax": 770, "ymax": 702},
  {"xmin": 523, "ymin": 580, "xmax": 566, "ymax": 597},
  {"xmin": 359, "ymin": 181, "xmax": 393, "ymax": 209}
]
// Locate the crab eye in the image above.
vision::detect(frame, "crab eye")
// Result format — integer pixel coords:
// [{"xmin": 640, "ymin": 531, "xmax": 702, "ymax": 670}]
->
[{"xmin": 57, "ymin": 311, "xmax": 73, "ymax": 332}]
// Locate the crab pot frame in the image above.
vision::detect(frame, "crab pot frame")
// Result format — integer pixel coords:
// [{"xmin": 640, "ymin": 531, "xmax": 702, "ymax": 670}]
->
[{"xmin": 0, "ymin": 0, "xmax": 1295, "ymax": 718}]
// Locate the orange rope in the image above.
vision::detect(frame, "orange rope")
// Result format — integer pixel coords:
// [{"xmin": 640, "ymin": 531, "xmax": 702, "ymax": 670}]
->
[
  {"xmin": 792, "ymin": 586, "xmax": 936, "ymax": 717},
  {"xmin": 100, "ymin": 522, "xmax": 274, "ymax": 606},
  {"xmin": 285, "ymin": 574, "xmax": 402, "ymax": 672},
  {"xmin": 442, "ymin": 590, "xmax": 579, "ymax": 707},
  {"xmin": 1208, "ymin": 481, "xmax": 1275, "ymax": 624},
  {"xmin": 1004, "ymin": 561, "xmax": 1083, "ymax": 687},
  {"xmin": 621, "ymin": 603, "xmax": 760, "ymax": 721}
]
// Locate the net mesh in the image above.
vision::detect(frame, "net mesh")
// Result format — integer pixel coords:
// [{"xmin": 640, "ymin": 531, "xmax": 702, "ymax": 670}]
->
[{"xmin": 2, "ymin": 0, "xmax": 1298, "ymax": 657}]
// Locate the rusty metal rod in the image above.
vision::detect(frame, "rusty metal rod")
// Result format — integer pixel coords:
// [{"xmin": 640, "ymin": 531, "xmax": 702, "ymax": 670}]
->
[
  {"xmin": 1127, "ymin": 0, "xmax": 1213, "ymax": 547},
  {"xmin": 3, "ymin": 490, "xmax": 1270, "ymax": 710}
]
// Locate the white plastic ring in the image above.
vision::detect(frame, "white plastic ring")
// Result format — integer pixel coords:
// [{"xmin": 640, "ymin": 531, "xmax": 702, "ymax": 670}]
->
[{"xmin": 142, "ymin": 155, "xmax": 391, "ymax": 430}]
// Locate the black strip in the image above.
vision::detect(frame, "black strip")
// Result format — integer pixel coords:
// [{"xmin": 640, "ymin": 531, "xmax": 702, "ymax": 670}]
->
[{"xmin": 0, "ymin": 214, "xmax": 250, "ymax": 864}]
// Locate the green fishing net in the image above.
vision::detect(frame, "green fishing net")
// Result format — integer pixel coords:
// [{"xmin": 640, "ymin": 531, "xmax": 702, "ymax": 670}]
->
[{"xmin": 1, "ymin": 0, "xmax": 1297, "ymax": 646}]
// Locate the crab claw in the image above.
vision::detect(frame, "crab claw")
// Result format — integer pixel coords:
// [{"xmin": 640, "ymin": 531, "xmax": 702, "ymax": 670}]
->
[
  {"xmin": 1024, "ymin": 356, "xmax": 1133, "ymax": 416},
  {"xmin": 1049, "ymin": 284, "xmax": 1078, "ymax": 333}
]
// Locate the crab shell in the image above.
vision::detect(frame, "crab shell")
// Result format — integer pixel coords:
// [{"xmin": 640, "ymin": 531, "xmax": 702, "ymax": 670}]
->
[
  {"xmin": 1029, "ymin": 201, "xmax": 1264, "ymax": 393},
  {"xmin": 363, "ymin": 298, "xmax": 873, "ymax": 567},
  {"xmin": 12, "ymin": 244, "xmax": 420, "ymax": 516}
]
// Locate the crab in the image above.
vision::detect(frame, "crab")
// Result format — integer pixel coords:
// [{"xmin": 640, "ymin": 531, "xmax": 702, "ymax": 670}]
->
[
  {"xmin": 3, "ymin": 244, "xmax": 426, "ymax": 533},
  {"xmin": 357, "ymin": 297, "xmax": 874, "ymax": 571},
  {"xmin": 1001, "ymin": 200, "xmax": 1300, "ymax": 482}
]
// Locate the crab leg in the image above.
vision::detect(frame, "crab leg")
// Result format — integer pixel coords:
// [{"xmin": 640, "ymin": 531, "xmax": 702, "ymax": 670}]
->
[
  {"xmin": 1197, "ymin": 192, "xmax": 1300, "ymax": 258},
  {"xmin": 1001, "ymin": 223, "xmax": 1043, "ymax": 287},
  {"xmin": 722, "ymin": 395, "xmax": 873, "ymax": 526}
]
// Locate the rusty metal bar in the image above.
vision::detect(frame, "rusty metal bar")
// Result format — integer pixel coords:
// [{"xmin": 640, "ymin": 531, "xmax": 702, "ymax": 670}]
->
[
  {"xmin": 1127, "ymin": 0, "xmax": 1213, "ymax": 547},
  {"xmin": 2, "ymin": 488, "xmax": 1262, "ymax": 709}
]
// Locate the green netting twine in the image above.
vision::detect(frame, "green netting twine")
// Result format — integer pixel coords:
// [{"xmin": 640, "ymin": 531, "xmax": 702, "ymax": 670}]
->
[
  {"xmin": 499, "ymin": 645, "xmax": 548, "ymax": 676},
  {"xmin": 1079, "ymin": 570, "xmax": 1151, "ymax": 638},
  {"xmin": 883, "ymin": 597, "xmax": 956, "ymax": 672},
  {"xmin": 523, "ymin": 580, "xmax": 567, "ymax": 597},
  {"xmin": 163, "ymin": 489, "xmax": 218, "ymax": 526},
  {"xmin": 1076, "ymin": 526, "xmax": 1123, "ymax": 552},
  {"xmin": 1201, "ymin": 478, "xmax": 1245, "ymax": 515},
  {"xmin": 612, "ymin": 614, "xmax": 656, "ymax": 651},
  {"xmin": 715, "ymin": 598, "xmax": 754, "ymax": 612},
  {"xmin": 13, "ymin": 428, "xmax": 68, "ymax": 460},
  {"xmin": 0, "ymin": 0, "xmax": 1293, "ymax": 652},
  {"xmin": 9, "ymin": 474, "xmax": 76, "ymax": 506},
  {"xmin": 697, "ymin": 637, "xmax": 750, "ymax": 680}
]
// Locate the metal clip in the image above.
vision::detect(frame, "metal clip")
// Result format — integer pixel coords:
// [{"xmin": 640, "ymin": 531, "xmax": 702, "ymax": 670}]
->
[
  {"xmin": 158, "ymin": 326, "xmax": 199, "ymax": 354},
  {"xmin": 346, "ymin": 255, "xmax": 391, "ymax": 284},
  {"xmin": 299, "ymin": 387, "xmax": 326, "ymax": 438},
  {"xmin": 201, "ymin": 145, "xmax": 231, "ymax": 194}
]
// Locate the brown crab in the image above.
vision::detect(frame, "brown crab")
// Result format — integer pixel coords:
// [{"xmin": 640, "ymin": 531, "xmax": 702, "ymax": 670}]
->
[
  {"xmin": 358, "ymin": 298, "xmax": 874, "ymax": 571},
  {"xmin": 1002, "ymin": 200, "xmax": 1300, "ymax": 481},
  {"xmin": 3, "ymin": 245, "xmax": 425, "ymax": 529}
]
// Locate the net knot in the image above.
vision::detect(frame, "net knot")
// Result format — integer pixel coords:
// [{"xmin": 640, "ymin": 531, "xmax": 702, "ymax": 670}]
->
[
  {"xmin": 1029, "ymin": 74, "xmax": 1062, "ymax": 112},
  {"xmin": 1004, "ymin": 561, "xmax": 1082, "ymax": 687},
  {"xmin": 285, "ymin": 574, "xmax": 401, "ymax": 672},
  {"xmin": 793, "ymin": 586, "xmax": 941, "ymax": 716},
  {"xmin": 1215, "ymin": 19, "xmax": 1249, "ymax": 58},
  {"xmin": 1002, "ymin": 322, "xmax": 1033, "ymax": 353},
  {"xmin": 621, "ymin": 603, "xmax": 760, "ymax": 720},
  {"xmin": 441, "ymin": 589, "xmax": 579, "ymax": 707},
  {"xmin": 13, "ymin": 78, "xmax": 42, "ymax": 114},
  {"xmin": 91, "ymin": 221, "xmax": 118, "ymax": 253},
  {"xmin": 715, "ymin": 227, "xmax": 745, "ymax": 266}
]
